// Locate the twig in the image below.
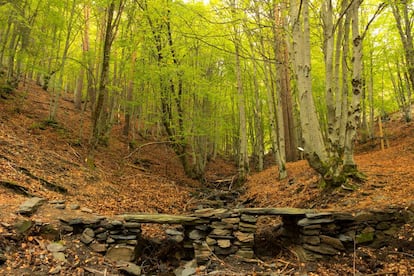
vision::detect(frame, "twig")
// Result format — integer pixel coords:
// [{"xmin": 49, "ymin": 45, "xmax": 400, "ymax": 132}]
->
[
  {"xmin": 386, "ymin": 251, "xmax": 414, "ymax": 258},
  {"xmin": 365, "ymin": 272, "xmax": 398, "ymax": 276},
  {"xmin": 124, "ymin": 141, "xmax": 173, "ymax": 159}
]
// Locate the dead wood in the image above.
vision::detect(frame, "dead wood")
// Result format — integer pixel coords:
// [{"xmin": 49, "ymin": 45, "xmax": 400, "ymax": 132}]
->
[
  {"xmin": 14, "ymin": 166, "xmax": 68, "ymax": 194},
  {"xmin": 0, "ymin": 180, "xmax": 33, "ymax": 196}
]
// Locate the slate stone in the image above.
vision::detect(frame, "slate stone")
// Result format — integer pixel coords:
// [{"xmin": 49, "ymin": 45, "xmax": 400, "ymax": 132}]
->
[
  {"xmin": 217, "ymin": 239, "xmax": 231, "ymax": 248},
  {"xmin": 297, "ymin": 217, "xmax": 334, "ymax": 226},
  {"xmin": 206, "ymin": 237, "xmax": 217, "ymax": 246},
  {"xmin": 124, "ymin": 222, "xmax": 141, "ymax": 229},
  {"xmin": 118, "ymin": 261, "xmax": 142, "ymax": 276},
  {"xmin": 214, "ymin": 245, "xmax": 237, "ymax": 255},
  {"xmin": 339, "ymin": 233, "xmax": 353, "ymax": 242},
  {"xmin": 195, "ymin": 225, "xmax": 209, "ymax": 231},
  {"xmin": 52, "ymin": 252, "xmax": 67, "ymax": 262},
  {"xmin": 83, "ymin": 228, "xmax": 95, "ymax": 238},
  {"xmin": 384, "ymin": 226, "xmax": 399, "ymax": 236},
  {"xmin": 169, "ymin": 235, "xmax": 184, "ymax": 243},
  {"xmin": 70, "ymin": 204, "xmax": 80, "ymax": 210},
  {"xmin": 17, "ymin": 197, "xmax": 46, "ymax": 215},
  {"xmin": 240, "ymin": 214, "xmax": 257, "ymax": 223},
  {"xmin": 376, "ymin": 221, "xmax": 390, "ymax": 230},
  {"xmin": 81, "ymin": 207, "xmax": 93, "ymax": 213},
  {"xmin": 90, "ymin": 242, "xmax": 107, "ymax": 253},
  {"xmin": 303, "ymin": 244, "xmax": 338, "ymax": 255},
  {"xmin": 50, "ymin": 200, "xmax": 66, "ymax": 204},
  {"xmin": 236, "ymin": 250, "xmax": 254, "ymax": 259},
  {"xmin": 14, "ymin": 220, "xmax": 33, "ymax": 234},
  {"xmin": 106, "ymin": 245, "xmax": 136, "ymax": 262},
  {"xmin": 110, "ymin": 235, "xmax": 137, "ymax": 240},
  {"xmin": 166, "ymin": 229, "xmax": 184, "ymax": 236},
  {"xmin": 80, "ymin": 231, "xmax": 94, "ymax": 245},
  {"xmin": 354, "ymin": 211, "xmax": 375, "ymax": 222},
  {"xmin": 222, "ymin": 218, "xmax": 240, "ymax": 224},
  {"xmin": 61, "ymin": 225, "xmax": 73, "ymax": 233},
  {"xmin": 234, "ymin": 231, "xmax": 254, "ymax": 243},
  {"xmin": 189, "ymin": 229, "xmax": 205, "ymax": 240},
  {"xmin": 302, "ymin": 235, "xmax": 320, "ymax": 245},
  {"xmin": 305, "ymin": 212, "xmax": 332, "ymax": 219},
  {"xmin": 320, "ymin": 235, "xmax": 345, "ymax": 250},
  {"xmin": 301, "ymin": 229, "xmax": 320, "ymax": 236},
  {"xmin": 174, "ymin": 259, "xmax": 197, "ymax": 276},
  {"xmin": 54, "ymin": 204, "xmax": 66, "ymax": 210},
  {"xmin": 211, "ymin": 221, "xmax": 233, "ymax": 229},
  {"xmin": 47, "ymin": 242, "xmax": 66, "ymax": 252},
  {"xmin": 210, "ymin": 228, "xmax": 232, "ymax": 236}
]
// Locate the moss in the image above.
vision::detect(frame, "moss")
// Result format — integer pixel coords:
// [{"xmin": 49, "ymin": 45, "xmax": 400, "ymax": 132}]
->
[{"xmin": 356, "ymin": 232, "xmax": 374, "ymax": 244}]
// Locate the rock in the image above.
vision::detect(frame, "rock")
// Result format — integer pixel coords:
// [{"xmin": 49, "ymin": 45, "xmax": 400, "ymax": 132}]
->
[
  {"xmin": 110, "ymin": 220, "xmax": 123, "ymax": 227},
  {"xmin": 48, "ymin": 265, "xmax": 62, "ymax": 274},
  {"xmin": 50, "ymin": 200, "xmax": 66, "ymax": 204},
  {"xmin": 106, "ymin": 245, "xmax": 136, "ymax": 262},
  {"xmin": 54, "ymin": 204, "xmax": 66, "ymax": 210},
  {"xmin": 83, "ymin": 228, "xmax": 95, "ymax": 238},
  {"xmin": 189, "ymin": 229, "xmax": 205, "ymax": 240},
  {"xmin": 124, "ymin": 222, "xmax": 141, "ymax": 229},
  {"xmin": 302, "ymin": 235, "xmax": 320, "ymax": 245},
  {"xmin": 69, "ymin": 204, "xmax": 80, "ymax": 210},
  {"xmin": 109, "ymin": 235, "xmax": 137, "ymax": 240},
  {"xmin": 376, "ymin": 221, "xmax": 390, "ymax": 230},
  {"xmin": 80, "ymin": 229, "xmax": 94, "ymax": 245},
  {"xmin": 240, "ymin": 214, "xmax": 257, "ymax": 223},
  {"xmin": 90, "ymin": 242, "xmax": 107, "ymax": 253},
  {"xmin": 47, "ymin": 242, "xmax": 66, "ymax": 252},
  {"xmin": 17, "ymin": 197, "xmax": 46, "ymax": 215},
  {"xmin": 305, "ymin": 212, "xmax": 332, "ymax": 219},
  {"xmin": 13, "ymin": 220, "xmax": 33, "ymax": 234},
  {"xmin": 61, "ymin": 225, "xmax": 74, "ymax": 233},
  {"xmin": 339, "ymin": 233, "xmax": 354, "ymax": 242},
  {"xmin": 174, "ymin": 259, "xmax": 197, "ymax": 276},
  {"xmin": 206, "ymin": 237, "xmax": 217, "ymax": 246},
  {"xmin": 166, "ymin": 229, "xmax": 183, "ymax": 236},
  {"xmin": 356, "ymin": 232, "xmax": 374, "ymax": 244},
  {"xmin": 40, "ymin": 224, "xmax": 60, "ymax": 241},
  {"xmin": 214, "ymin": 245, "xmax": 237, "ymax": 255},
  {"xmin": 217, "ymin": 239, "xmax": 231, "ymax": 248},
  {"xmin": 118, "ymin": 261, "xmax": 142, "ymax": 276},
  {"xmin": 320, "ymin": 235, "xmax": 345, "ymax": 250},
  {"xmin": 211, "ymin": 221, "xmax": 233, "ymax": 229},
  {"xmin": 81, "ymin": 207, "xmax": 93, "ymax": 213},
  {"xmin": 354, "ymin": 211, "xmax": 374, "ymax": 222},
  {"xmin": 384, "ymin": 225, "xmax": 399, "ymax": 236},
  {"xmin": 52, "ymin": 252, "xmax": 67, "ymax": 262},
  {"xmin": 236, "ymin": 250, "xmax": 254, "ymax": 259},
  {"xmin": 303, "ymin": 244, "xmax": 338, "ymax": 255},
  {"xmin": 222, "ymin": 217, "xmax": 240, "ymax": 224},
  {"xmin": 96, "ymin": 232, "xmax": 108, "ymax": 241},
  {"xmin": 297, "ymin": 218, "xmax": 334, "ymax": 226},
  {"xmin": 210, "ymin": 228, "xmax": 231, "ymax": 236},
  {"xmin": 234, "ymin": 231, "xmax": 254, "ymax": 243},
  {"xmin": 194, "ymin": 208, "xmax": 229, "ymax": 218}
]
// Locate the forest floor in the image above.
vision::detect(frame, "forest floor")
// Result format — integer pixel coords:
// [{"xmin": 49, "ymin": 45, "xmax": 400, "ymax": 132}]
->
[{"xmin": 0, "ymin": 81, "xmax": 413, "ymax": 275}]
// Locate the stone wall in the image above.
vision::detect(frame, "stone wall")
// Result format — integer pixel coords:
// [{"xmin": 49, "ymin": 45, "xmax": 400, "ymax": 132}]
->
[{"xmin": 58, "ymin": 206, "xmax": 412, "ymax": 263}]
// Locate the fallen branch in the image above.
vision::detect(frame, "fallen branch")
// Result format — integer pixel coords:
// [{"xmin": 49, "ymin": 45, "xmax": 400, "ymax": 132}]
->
[
  {"xmin": 15, "ymin": 166, "xmax": 68, "ymax": 194},
  {"xmin": 124, "ymin": 141, "xmax": 173, "ymax": 159},
  {"xmin": 0, "ymin": 180, "xmax": 33, "ymax": 197}
]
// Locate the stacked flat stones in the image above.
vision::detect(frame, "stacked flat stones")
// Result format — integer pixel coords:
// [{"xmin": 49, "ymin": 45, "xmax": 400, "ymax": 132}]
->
[
  {"xmin": 59, "ymin": 216, "xmax": 141, "ymax": 256},
  {"xmin": 58, "ymin": 206, "xmax": 410, "ymax": 264},
  {"xmin": 183, "ymin": 208, "xmax": 256, "ymax": 264}
]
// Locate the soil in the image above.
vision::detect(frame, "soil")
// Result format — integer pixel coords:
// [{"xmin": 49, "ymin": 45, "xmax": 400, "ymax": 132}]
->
[{"xmin": 0, "ymin": 82, "xmax": 413, "ymax": 275}]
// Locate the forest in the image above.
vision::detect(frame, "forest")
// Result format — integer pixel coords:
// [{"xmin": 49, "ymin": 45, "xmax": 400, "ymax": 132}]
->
[{"xmin": 0, "ymin": 0, "xmax": 413, "ymax": 275}]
